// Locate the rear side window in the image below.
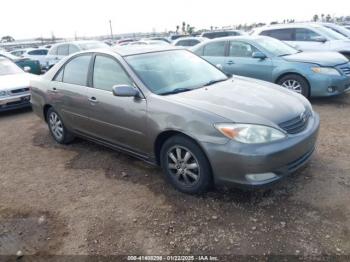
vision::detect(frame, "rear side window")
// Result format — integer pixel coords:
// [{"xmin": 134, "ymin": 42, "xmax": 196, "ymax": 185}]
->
[
  {"xmin": 62, "ymin": 55, "xmax": 91, "ymax": 86},
  {"xmin": 203, "ymin": 41, "xmax": 226, "ymax": 56},
  {"xmin": 295, "ymin": 28, "xmax": 321, "ymax": 41},
  {"xmin": 93, "ymin": 55, "xmax": 133, "ymax": 91},
  {"xmin": 261, "ymin": 29, "xmax": 294, "ymax": 41},
  {"xmin": 57, "ymin": 45, "xmax": 69, "ymax": 56},
  {"xmin": 229, "ymin": 41, "xmax": 258, "ymax": 57}
]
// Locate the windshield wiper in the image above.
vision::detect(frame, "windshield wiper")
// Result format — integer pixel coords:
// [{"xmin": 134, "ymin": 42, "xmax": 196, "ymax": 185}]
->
[
  {"xmin": 159, "ymin": 88, "xmax": 193, "ymax": 96},
  {"xmin": 201, "ymin": 78, "xmax": 227, "ymax": 87}
]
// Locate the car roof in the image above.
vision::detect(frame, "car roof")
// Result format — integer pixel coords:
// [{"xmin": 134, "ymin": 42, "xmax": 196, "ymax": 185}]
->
[
  {"xmin": 111, "ymin": 45, "xmax": 182, "ymax": 56},
  {"xmin": 254, "ymin": 23, "xmax": 327, "ymax": 32},
  {"xmin": 199, "ymin": 35, "xmax": 265, "ymax": 43}
]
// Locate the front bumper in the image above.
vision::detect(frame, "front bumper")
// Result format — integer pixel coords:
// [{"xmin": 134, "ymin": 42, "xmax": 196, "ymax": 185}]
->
[
  {"xmin": 308, "ymin": 73, "xmax": 350, "ymax": 97},
  {"xmin": 201, "ymin": 112, "xmax": 320, "ymax": 188},
  {"xmin": 0, "ymin": 94, "xmax": 31, "ymax": 112}
]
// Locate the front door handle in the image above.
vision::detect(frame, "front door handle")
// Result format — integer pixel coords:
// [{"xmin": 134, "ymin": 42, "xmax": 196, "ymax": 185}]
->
[
  {"xmin": 226, "ymin": 60, "xmax": 235, "ymax": 65},
  {"xmin": 88, "ymin": 97, "xmax": 99, "ymax": 103},
  {"xmin": 52, "ymin": 87, "xmax": 58, "ymax": 93}
]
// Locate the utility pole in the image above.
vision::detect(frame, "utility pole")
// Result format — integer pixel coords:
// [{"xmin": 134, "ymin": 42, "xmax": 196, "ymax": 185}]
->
[{"xmin": 109, "ymin": 20, "xmax": 113, "ymax": 40}]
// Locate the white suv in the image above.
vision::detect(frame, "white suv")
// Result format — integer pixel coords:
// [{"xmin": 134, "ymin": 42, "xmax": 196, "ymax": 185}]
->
[
  {"xmin": 252, "ymin": 23, "xmax": 350, "ymax": 59},
  {"xmin": 44, "ymin": 41, "xmax": 109, "ymax": 70}
]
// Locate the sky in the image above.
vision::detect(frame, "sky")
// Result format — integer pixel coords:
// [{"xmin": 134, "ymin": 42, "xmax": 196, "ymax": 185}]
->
[{"xmin": 1, "ymin": 0, "xmax": 349, "ymax": 39}]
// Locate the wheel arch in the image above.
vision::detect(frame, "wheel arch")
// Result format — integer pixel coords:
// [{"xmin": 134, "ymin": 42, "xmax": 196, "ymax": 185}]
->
[{"xmin": 43, "ymin": 104, "xmax": 53, "ymax": 122}]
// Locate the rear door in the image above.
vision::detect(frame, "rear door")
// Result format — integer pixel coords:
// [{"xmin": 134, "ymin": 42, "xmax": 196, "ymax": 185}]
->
[
  {"xmin": 49, "ymin": 54, "xmax": 93, "ymax": 132},
  {"xmin": 201, "ymin": 40, "xmax": 228, "ymax": 71},
  {"xmin": 224, "ymin": 41, "xmax": 273, "ymax": 81},
  {"xmin": 86, "ymin": 54, "xmax": 148, "ymax": 154}
]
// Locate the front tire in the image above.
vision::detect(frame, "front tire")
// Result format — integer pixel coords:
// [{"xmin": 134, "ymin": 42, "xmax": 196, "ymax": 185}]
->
[
  {"xmin": 160, "ymin": 135, "xmax": 212, "ymax": 194},
  {"xmin": 47, "ymin": 108, "xmax": 74, "ymax": 144},
  {"xmin": 277, "ymin": 74, "xmax": 310, "ymax": 98}
]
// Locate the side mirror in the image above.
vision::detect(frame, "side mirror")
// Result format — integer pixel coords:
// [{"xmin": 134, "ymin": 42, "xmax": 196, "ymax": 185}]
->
[
  {"xmin": 23, "ymin": 66, "xmax": 31, "ymax": 72},
  {"xmin": 112, "ymin": 85, "xmax": 140, "ymax": 97},
  {"xmin": 252, "ymin": 52, "xmax": 267, "ymax": 59},
  {"xmin": 312, "ymin": 36, "xmax": 327, "ymax": 43}
]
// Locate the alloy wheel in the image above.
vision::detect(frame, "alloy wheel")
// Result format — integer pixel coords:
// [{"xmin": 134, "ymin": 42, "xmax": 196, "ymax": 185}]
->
[
  {"xmin": 281, "ymin": 79, "xmax": 302, "ymax": 93},
  {"xmin": 49, "ymin": 112, "xmax": 64, "ymax": 141},
  {"xmin": 167, "ymin": 146, "xmax": 200, "ymax": 186}
]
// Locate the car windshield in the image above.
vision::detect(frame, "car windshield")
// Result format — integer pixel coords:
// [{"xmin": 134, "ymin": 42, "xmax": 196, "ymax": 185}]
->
[
  {"xmin": 78, "ymin": 42, "xmax": 109, "ymax": 50},
  {"xmin": 257, "ymin": 37, "xmax": 299, "ymax": 56},
  {"xmin": 314, "ymin": 26, "xmax": 348, "ymax": 40},
  {"xmin": 125, "ymin": 50, "xmax": 228, "ymax": 95},
  {"xmin": 324, "ymin": 24, "xmax": 350, "ymax": 38},
  {"xmin": 0, "ymin": 59, "xmax": 23, "ymax": 75}
]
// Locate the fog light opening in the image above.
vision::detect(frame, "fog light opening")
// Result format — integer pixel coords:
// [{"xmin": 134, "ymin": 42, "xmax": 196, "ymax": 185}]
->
[
  {"xmin": 327, "ymin": 86, "xmax": 336, "ymax": 93},
  {"xmin": 246, "ymin": 172, "xmax": 277, "ymax": 182}
]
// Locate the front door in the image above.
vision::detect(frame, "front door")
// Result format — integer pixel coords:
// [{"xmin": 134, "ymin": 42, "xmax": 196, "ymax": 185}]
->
[
  {"xmin": 224, "ymin": 41, "xmax": 273, "ymax": 82},
  {"xmin": 87, "ymin": 54, "xmax": 148, "ymax": 154}
]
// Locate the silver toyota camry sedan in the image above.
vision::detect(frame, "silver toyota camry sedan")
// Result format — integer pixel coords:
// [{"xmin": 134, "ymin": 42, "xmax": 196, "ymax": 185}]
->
[{"xmin": 30, "ymin": 46, "xmax": 320, "ymax": 194}]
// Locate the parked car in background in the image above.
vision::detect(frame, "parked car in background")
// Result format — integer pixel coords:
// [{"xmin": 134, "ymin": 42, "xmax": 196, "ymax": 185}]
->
[
  {"xmin": 0, "ymin": 51, "xmax": 41, "ymax": 75},
  {"xmin": 147, "ymin": 37, "xmax": 171, "ymax": 43},
  {"xmin": 201, "ymin": 30, "xmax": 245, "ymax": 39},
  {"xmin": 11, "ymin": 48, "xmax": 48, "ymax": 67},
  {"xmin": 30, "ymin": 46, "xmax": 319, "ymax": 194},
  {"xmin": 115, "ymin": 39, "xmax": 138, "ymax": 46},
  {"xmin": 0, "ymin": 58, "xmax": 35, "ymax": 111},
  {"xmin": 252, "ymin": 23, "xmax": 350, "ymax": 59},
  {"xmin": 319, "ymin": 23, "xmax": 350, "ymax": 39},
  {"xmin": 173, "ymin": 37, "xmax": 207, "ymax": 47},
  {"xmin": 345, "ymin": 26, "xmax": 350, "ymax": 30},
  {"xmin": 127, "ymin": 40, "xmax": 169, "ymax": 46},
  {"xmin": 44, "ymin": 40, "xmax": 109, "ymax": 70},
  {"xmin": 168, "ymin": 34, "xmax": 188, "ymax": 42},
  {"xmin": 192, "ymin": 36, "xmax": 350, "ymax": 97}
]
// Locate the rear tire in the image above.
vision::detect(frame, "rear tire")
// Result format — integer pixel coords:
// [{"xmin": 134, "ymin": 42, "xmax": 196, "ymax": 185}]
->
[
  {"xmin": 46, "ymin": 107, "xmax": 74, "ymax": 144},
  {"xmin": 160, "ymin": 135, "xmax": 212, "ymax": 194},
  {"xmin": 277, "ymin": 74, "xmax": 310, "ymax": 98}
]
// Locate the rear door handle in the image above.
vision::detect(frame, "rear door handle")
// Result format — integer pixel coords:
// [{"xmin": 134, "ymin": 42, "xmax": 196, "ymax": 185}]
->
[
  {"xmin": 88, "ymin": 97, "xmax": 99, "ymax": 103},
  {"xmin": 227, "ymin": 60, "xmax": 235, "ymax": 65},
  {"xmin": 52, "ymin": 87, "xmax": 58, "ymax": 93}
]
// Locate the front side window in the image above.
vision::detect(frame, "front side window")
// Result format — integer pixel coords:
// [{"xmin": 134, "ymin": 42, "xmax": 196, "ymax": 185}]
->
[
  {"xmin": 93, "ymin": 55, "xmax": 133, "ymax": 91},
  {"xmin": 295, "ymin": 28, "xmax": 321, "ymax": 41},
  {"xmin": 28, "ymin": 49, "xmax": 48, "ymax": 55},
  {"xmin": 261, "ymin": 29, "xmax": 294, "ymax": 41},
  {"xmin": 203, "ymin": 41, "xmax": 226, "ymax": 56},
  {"xmin": 229, "ymin": 41, "xmax": 258, "ymax": 57},
  {"xmin": 257, "ymin": 37, "xmax": 298, "ymax": 56},
  {"xmin": 57, "ymin": 45, "xmax": 69, "ymax": 56},
  {"xmin": 62, "ymin": 55, "xmax": 91, "ymax": 86},
  {"xmin": 126, "ymin": 50, "xmax": 227, "ymax": 95}
]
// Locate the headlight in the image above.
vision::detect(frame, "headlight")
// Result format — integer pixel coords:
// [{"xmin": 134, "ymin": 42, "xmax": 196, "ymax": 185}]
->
[
  {"xmin": 214, "ymin": 123, "xmax": 287, "ymax": 144},
  {"xmin": 0, "ymin": 91, "xmax": 8, "ymax": 97},
  {"xmin": 311, "ymin": 67, "xmax": 341, "ymax": 76}
]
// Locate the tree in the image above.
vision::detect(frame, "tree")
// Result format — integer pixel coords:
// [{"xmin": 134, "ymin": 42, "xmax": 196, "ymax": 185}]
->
[
  {"xmin": 326, "ymin": 14, "xmax": 332, "ymax": 22},
  {"xmin": 321, "ymin": 14, "xmax": 325, "ymax": 21},
  {"xmin": 313, "ymin": 14, "xmax": 319, "ymax": 22},
  {"xmin": 1, "ymin": 35, "xmax": 15, "ymax": 43},
  {"xmin": 176, "ymin": 25, "xmax": 180, "ymax": 34},
  {"xmin": 182, "ymin": 22, "xmax": 186, "ymax": 33}
]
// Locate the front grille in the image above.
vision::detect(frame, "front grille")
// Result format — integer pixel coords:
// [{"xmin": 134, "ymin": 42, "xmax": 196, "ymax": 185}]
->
[
  {"xmin": 279, "ymin": 111, "xmax": 311, "ymax": 134},
  {"xmin": 340, "ymin": 66, "xmax": 350, "ymax": 76},
  {"xmin": 10, "ymin": 88, "xmax": 30, "ymax": 94}
]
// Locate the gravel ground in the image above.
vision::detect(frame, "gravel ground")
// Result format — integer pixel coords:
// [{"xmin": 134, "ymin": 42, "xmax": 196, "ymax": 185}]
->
[{"xmin": 0, "ymin": 93, "xmax": 349, "ymax": 260}]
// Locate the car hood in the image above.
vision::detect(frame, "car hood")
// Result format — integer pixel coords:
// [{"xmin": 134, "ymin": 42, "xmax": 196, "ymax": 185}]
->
[
  {"xmin": 283, "ymin": 51, "xmax": 348, "ymax": 67},
  {"xmin": 168, "ymin": 77, "xmax": 310, "ymax": 128},
  {"xmin": 0, "ymin": 73, "xmax": 34, "ymax": 91}
]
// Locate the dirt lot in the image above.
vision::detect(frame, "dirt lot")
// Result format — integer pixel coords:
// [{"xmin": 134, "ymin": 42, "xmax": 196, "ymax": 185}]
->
[{"xmin": 0, "ymin": 93, "xmax": 350, "ymax": 260}]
